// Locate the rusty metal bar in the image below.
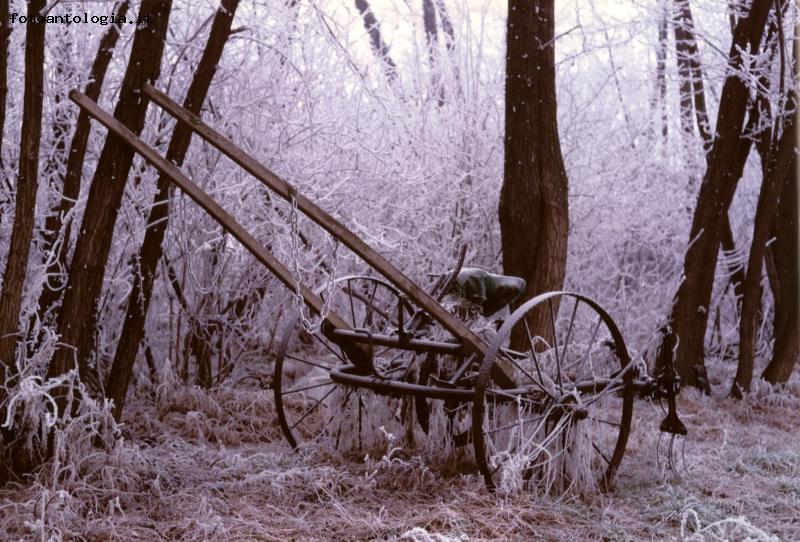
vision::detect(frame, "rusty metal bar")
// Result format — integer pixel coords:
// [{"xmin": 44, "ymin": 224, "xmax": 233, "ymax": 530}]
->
[
  {"xmin": 68, "ymin": 89, "xmax": 352, "ymax": 335},
  {"xmin": 327, "ymin": 329, "xmax": 465, "ymax": 356},
  {"xmin": 140, "ymin": 84, "xmax": 498, "ymax": 363}
]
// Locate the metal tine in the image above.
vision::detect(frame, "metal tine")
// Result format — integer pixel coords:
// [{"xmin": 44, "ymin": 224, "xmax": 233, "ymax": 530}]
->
[
  {"xmin": 680, "ymin": 435, "xmax": 692, "ymax": 479},
  {"xmin": 656, "ymin": 432, "xmax": 685, "ymax": 481},
  {"xmin": 668, "ymin": 435, "xmax": 683, "ymax": 481}
]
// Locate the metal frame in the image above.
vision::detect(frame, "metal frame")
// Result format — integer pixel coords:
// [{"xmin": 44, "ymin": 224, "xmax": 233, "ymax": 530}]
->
[
  {"xmin": 68, "ymin": 87, "xmax": 686, "ymax": 492},
  {"xmin": 68, "ymin": 87, "xmax": 518, "ymax": 388}
]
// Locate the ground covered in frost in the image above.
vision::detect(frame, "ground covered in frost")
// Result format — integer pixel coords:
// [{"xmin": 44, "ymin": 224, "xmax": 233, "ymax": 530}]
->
[{"xmin": 1, "ymin": 362, "xmax": 799, "ymax": 541}]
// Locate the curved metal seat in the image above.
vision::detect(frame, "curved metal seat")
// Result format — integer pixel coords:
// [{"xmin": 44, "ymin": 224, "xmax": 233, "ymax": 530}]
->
[{"xmin": 452, "ymin": 267, "xmax": 526, "ymax": 316}]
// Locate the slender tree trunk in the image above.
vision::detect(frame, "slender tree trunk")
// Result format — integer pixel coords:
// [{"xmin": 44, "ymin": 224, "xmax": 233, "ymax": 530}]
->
[
  {"xmin": 500, "ymin": 0, "xmax": 569, "ymax": 349},
  {"xmin": 0, "ymin": 0, "xmax": 11, "ymax": 170},
  {"xmin": 732, "ymin": 101, "xmax": 796, "ymax": 397},
  {"xmin": 656, "ymin": 5, "xmax": 668, "ymax": 139},
  {"xmin": 0, "ymin": 0, "xmax": 47, "ymax": 371},
  {"xmin": 672, "ymin": 1, "xmax": 695, "ymax": 143},
  {"xmin": 48, "ymin": 0, "xmax": 173, "ymax": 384},
  {"xmin": 35, "ymin": 25, "xmax": 73, "ymax": 327},
  {"xmin": 433, "ymin": 0, "xmax": 460, "ymax": 97},
  {"xmin": 433, "ymin": 0, "xmax": 455, "ymax": 54},
  {"xmin": 674, "ymin": 0, "xmax": 712, "ymax": 149},
  {"xmin": 667, "ymin": 0, "xmax": 772, "ymax": 388},
  {"xmin": 107, "ymin": 0, "xmax": 239, "ymax": 419},
  {"xmin": 762, "ymin": 144, "xmax": 799, "ymax": 383},
  {"xmin": 354, "ymin": 0, "xmax": 397, "ymax": 82},
  {"xmin": 35, "ymin": 1, "xmax": 130, "ymax": 324},
  {"xmin": 422, "ymin": 0, "xmax": 444, "ymax": 106},
  {"xmin": 674, "ymin": 0, "xmax": 746, "ymax": 305}
]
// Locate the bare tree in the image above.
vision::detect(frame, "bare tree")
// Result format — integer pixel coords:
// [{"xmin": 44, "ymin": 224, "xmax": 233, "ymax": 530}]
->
[
  {"xmin": 47, "ymin": 0, "xmax": 174, "ymax": 384},
  {"xmin": 666, "ymin": 0, "xmax": 773, "ymax": 388},
  {"xmin": 107, "ymin": 0, "xmax": 240, "ymax": 419},
  {"xmin": 35, "ymin": 1, "xmax": 131, "ymax": 325},
  {"xmin": 762, "ymin": 142, "xmax": 799, "ymax": 384},
  {"xmin": 0, "ymin": 0, "xmax": 46, "ymax": 373},
  {"xmin": 499, "ymin": 0, "xmax": 569, "ymax": 348},
  {"xmin": 733, "ymin": 9, "xmax": 797, "ymax": 394}
]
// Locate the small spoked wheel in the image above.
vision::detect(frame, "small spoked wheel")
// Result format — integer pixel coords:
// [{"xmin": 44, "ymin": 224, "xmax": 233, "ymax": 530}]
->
[
  {"xmin": 472, "ymin": 292, "xmax": 634, "ymax": 494},
  {"xmin": 273, "ymin": 276, "xmax": 422, "ymax": 453}
]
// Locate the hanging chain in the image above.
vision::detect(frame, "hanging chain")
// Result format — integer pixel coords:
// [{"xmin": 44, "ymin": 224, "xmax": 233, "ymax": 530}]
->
[{"xmin": 289, "ymin": 187, "xmax": 339, "ymax": 334}]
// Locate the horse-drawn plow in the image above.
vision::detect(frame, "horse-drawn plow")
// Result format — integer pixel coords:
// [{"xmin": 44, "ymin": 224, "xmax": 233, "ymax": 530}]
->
[{"xmin": 69, "ymin": 85, "xmax": 687, "ymax": 494}]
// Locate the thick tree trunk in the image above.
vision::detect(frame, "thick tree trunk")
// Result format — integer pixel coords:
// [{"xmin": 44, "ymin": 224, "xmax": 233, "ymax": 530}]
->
[
  {"xmin": 354, "ymin": 0, "xmax": 397, "ymax": 82},
  {"xmin": 0, "ymin": 0, "xmax": 46, "ymax": 371},
  {"xmin": 48, "ymin": 0, "xmax": 173, "ymax": 383},
  {"xmin": 499, "ymin": 0, "xmax": 569, "ymax": 349},
  {"xmin": 107, "ymin": 0, "xmax": 239, "ymax": 419},
  {"xmin": 761, "ymin": 145, "xmax": 799, "ymax": 383},
  {"xmin": 35, "ymin": 1, "xmax": 130, "ymax": 323},
  {"xmin": 667, "ymin": 0, "xmax": 772, "ymax": 388}
]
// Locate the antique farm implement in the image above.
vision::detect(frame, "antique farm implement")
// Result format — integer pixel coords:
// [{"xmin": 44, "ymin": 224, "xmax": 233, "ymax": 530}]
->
[{"xmin": 69, "ymin": 86, "xmax": 687, "ymax": 492}]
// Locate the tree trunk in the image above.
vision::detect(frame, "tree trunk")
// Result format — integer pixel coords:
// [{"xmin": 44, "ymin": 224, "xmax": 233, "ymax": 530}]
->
[
  {"xmin": 732, "ymin": 103, "xmax": 796, "ymax": 397},
  {"xmin": 354, "ymin": 0, "xmax": 397, "ymax": 82},
  {"xmin": 433, "ymin": 0, "xmax": 460, "ymax": 96},
  {"xmin": 0, "ymin": 0, "xmax": 11, "ymax": 170},
  {"xmin": 656, "ymin": 4, "xmax": 668, "ymax": 139},
  {"xmin": 0, "ymin": 0, "xmax": 46, "ymax": 372},
  {"xmin": 422, "ymin": 0, "xmax": 444, "ymax": 106},
  {"xmin": 672, "ymin": 1, "xmax": 695, "ymax": 143},
  {"xmin": 762, "ymin": 142, "xmax": 799, "ymax": 384},
  {"xmin": 35, "ymin": 1, "xmax": 130, "ymax": 324},
  {"xmin": 48, "ymin": 0, "xmax": 173, "ymax": 384},
  {"xmin": 674, "ymin": 0, "xmax": 712, "ymax": 150},
  {"xmin": 107, "ymin": 0, "xmax": 239, "ymax": 419},
  {"xmin": 499, "ymin": 0, "xmax": 569, "ymax": 349},
  {"xmin": 666, "ymin": 0, "xmax": 772, "ymax": 388}
]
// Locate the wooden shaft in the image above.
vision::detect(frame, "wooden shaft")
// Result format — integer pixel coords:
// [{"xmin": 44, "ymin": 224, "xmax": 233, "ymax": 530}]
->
[
  {"xmin": 68, "ymin": 89, "xmax": 352, "ymax": 333},
  {"xmin": 141, "ymin": 83, "xmax": 493, "ymax": 360}
]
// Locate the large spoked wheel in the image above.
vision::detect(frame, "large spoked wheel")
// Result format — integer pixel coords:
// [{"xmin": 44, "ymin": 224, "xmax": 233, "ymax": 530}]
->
[
  {"xmin": 273, "ymin": 276, "xmax": 423, "ymax": 452},
  {"xmin": 472, "ymin": 292, "xmax": 634, "ymax": 494}
]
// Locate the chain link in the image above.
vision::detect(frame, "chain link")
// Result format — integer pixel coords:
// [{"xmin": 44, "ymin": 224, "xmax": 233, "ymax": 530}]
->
[{"xmin": 289, "ymin": 187, "xmax": 339, "ymax": 334}]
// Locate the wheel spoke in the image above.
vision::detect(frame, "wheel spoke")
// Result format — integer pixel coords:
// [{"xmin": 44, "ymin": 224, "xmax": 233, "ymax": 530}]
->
[
  {"xmin": 574, "ymin": 317, "xmax": 602, "ymax": 375},
  {"xmin": 561, "ymin": 298, "xmax": 580, "ymax": 367},
  {"xmin": 347, "ymin": 278, "xmax": 357, "ymax": 325},
  {"xmin": 362, "ymin": 282, "xmax": 379, "ymax": 327},
  {"xmin": 283, "ymin": 380, "xmax": 335, "ymax": 396},
  {"xmin": 548, "ymin": 299, "xmax": 562, "ymax": 388},
  {"xmin": 592, "ymin": 442, "xmax": 612, "ymax": 465},
  {"xmin": 504, "ymin": 353, "xmax": 555, "ymax": 401},
  {"xmin": 587, "ymin": 415, "xmax": 621, "ymax": 428},
  {"xmin": 289, "ymin": 386, "xmax": 338, "ymax": 431},
  {"xmin": 285, "ymin": 353, "xmax": 334, "ymax": 371},
  {"xmin": 523, "ymin": 319, "xmax": 548, "ymax": 393},
  {"xmin": 312, "ymin": 331, "xmax": 347, "ymax": 362},
  {"xmin": 483, "ymin": 412, "xmax": 548, "ymax": 436}
]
